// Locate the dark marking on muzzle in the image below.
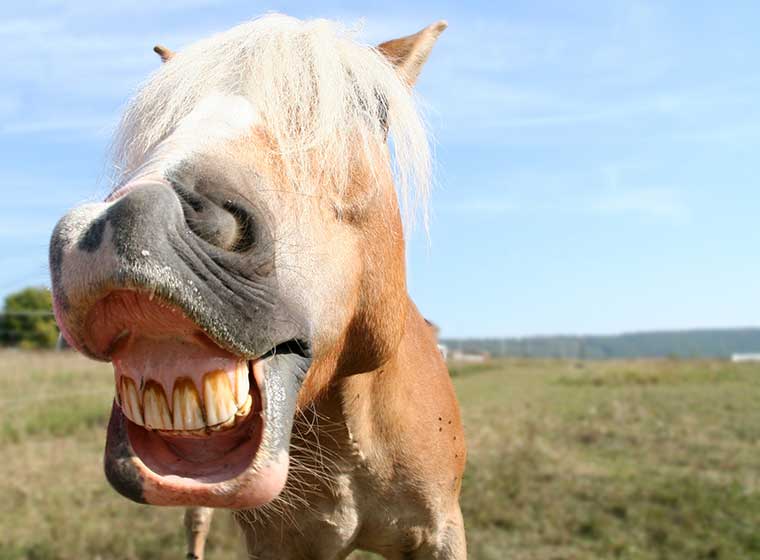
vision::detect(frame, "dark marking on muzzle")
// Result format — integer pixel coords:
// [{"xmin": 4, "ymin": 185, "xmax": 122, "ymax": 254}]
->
[
  {"xmin": 78, "ymin": 215, "xmax": 108, "ymax": 253},
  {"xmin": 49, "ymin": 234, "xmax": 69, "ymax": 312},
  {"xmin": 104, "ymin": 401, "xmax": 146, "ymax": 504}
]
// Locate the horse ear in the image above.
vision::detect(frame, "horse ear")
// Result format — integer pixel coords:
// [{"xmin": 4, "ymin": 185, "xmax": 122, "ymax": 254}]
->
[
  {"xmin": 377, "ymin": 20, "xmax": 447, "ymax": 86},
  {"xmin": 153, "ymin": 44, "xmax": 175, "ymax": 63}
]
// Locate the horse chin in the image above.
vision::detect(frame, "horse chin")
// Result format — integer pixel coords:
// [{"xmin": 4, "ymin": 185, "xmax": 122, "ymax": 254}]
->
[{"xmin": 87, "ymin": 290, "xmax": 309, "ymax": 508}]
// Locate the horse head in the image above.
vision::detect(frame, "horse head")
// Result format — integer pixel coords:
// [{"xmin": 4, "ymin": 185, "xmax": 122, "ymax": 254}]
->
[{"xmin": 48, "ymin": 15, "xmax": 446, "ymax": 510}]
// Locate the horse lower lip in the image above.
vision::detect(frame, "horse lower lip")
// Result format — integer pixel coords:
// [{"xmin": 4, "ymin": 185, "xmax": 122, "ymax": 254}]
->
[
  {"xmin": 105, "ymin": 398, "xmax": 288, "ymax": 508},
  {"xmin": 120, "ymin": 399, "xmax": 265, "ymax": 479},
  {"xmin": 104, "ymin": 351, "xmax": 309, "ymax": 507}
]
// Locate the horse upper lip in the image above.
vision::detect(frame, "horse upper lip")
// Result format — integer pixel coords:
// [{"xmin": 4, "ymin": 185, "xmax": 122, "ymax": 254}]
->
[
  {"xmin": 78, "ymin": 289, "xmax": 282, "ymax": 361},
  {"xmin": 106, "ymin": 329, "xmax": 131, "ymax": 356}
]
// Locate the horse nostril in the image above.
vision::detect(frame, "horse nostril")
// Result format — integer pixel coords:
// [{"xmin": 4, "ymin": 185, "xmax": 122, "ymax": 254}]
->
[
  {"xmin": 221, "ymin": 200, "xmax": 256, "ymax": 252},
  {"xmin": 174, "ymin": 184, "xmax": 255, "ymax": 252}
]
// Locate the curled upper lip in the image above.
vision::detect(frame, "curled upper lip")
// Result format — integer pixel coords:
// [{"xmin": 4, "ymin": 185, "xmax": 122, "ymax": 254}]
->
[
  {"xmin": 79, "ymin": 289, "xmax": 310, "ymax": 363},
  {"xmin": 79, "ymin": 289, "xmax": 240, "ymax": 360}
]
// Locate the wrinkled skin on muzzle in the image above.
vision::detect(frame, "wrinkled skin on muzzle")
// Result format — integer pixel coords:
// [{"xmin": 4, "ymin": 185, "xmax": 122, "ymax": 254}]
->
[
  {"xmin": 50, "ymin": 176, "xmax": 312, "ymax": 508},
  {"xmin": 51, "ymin": 181, "xmax": 303, "ymax": 359}
]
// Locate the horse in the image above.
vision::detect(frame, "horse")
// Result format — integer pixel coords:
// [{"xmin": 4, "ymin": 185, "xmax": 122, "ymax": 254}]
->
[{"xmin": 49, "ymin": 14, "xmax": 466, "ymax": 559}]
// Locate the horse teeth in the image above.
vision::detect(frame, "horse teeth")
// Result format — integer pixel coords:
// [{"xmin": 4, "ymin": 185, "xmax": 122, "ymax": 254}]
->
[
  {"xmin": 172, "ymin": 379, "xmax": 205, "ymax": 431},
  {"xmin": 210, "ymin": 414, "xmax": 236, "ymax": 432},
  {"xmin": 236, "ymin": 393, "xmax": 253, "ymax": 418},
  {"xmin": 116, "ymin": 363, "xmax": 250, "ymax": 432},
  {"xmin": 143, "ymin": 381, "xmax": 172, "ymax": 430},
  {"xmin": 203, "ymin": 370, "xmax": 236, "ymax": 426},
  {"xmin": 119, "ymin": 377, "xmax": 144, "ymax": 426},
  {"xmin": 235, "ymin": 361, "xmax": 250, "ymax": 408}
]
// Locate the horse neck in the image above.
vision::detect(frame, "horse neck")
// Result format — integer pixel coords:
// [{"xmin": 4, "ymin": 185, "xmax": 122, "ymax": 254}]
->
[{"xmin": 298, "ymin": 302, "xmax": 445, "ymax": 472}]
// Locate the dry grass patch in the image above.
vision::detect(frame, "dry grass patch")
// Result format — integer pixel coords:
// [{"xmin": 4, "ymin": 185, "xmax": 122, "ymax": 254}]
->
[{"xmin": 4, "ymin": 353, "xmax": 760, "ymax": 559}]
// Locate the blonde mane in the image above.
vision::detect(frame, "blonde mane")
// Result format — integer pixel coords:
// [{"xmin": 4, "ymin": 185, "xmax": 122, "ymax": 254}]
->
[{"xmin": 112, "ymin": 14, "xmax": 431, "ymax": 224}]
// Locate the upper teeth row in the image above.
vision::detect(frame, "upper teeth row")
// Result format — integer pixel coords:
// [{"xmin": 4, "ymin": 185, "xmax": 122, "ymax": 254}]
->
[{"xmin": 118, "ymin": 363, "xmax": 251, "ymax": 432}]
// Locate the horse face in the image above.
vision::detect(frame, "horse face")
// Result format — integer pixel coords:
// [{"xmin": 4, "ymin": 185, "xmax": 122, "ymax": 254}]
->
[{"xmin": 48, "ymin": 15, "xmax": 443, "ymax": 510}]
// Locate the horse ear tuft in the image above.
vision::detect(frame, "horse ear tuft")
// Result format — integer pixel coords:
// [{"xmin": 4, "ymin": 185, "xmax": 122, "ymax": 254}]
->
[
  {"xmin": 153, "ymin": 44, "xmax": 175, "ymax": 63},
  {"xmin": 377, "ymin": 20, "xmax": 447, "ymax": 86}
]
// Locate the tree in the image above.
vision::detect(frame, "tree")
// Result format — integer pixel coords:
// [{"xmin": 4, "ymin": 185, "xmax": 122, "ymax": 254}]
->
[{"xmin": 1, "ymin": 287, "xmax": 59, "ymax": 349}]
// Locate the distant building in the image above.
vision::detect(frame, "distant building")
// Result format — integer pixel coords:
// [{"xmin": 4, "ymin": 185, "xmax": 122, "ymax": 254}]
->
[
  {"xmin": 449, "ymin": 349, "xmax": 490, "ymax": 363},
  {"xmin": 423, "ymin": 319, "xmax": 488, "ymax": 362},
  {"xmin": 731, "ymin": 353, "xmax": 760, "ymax": 362}
]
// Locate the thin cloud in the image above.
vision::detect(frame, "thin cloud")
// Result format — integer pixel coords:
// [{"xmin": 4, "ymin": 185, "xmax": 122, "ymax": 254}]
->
[
  {"xmin": 0, "ymin": 17, "xmax": 61, "ymax": 35},
  {"xmin": 440, "ymin": 198, "xmax": 518, "ymax": 216},
  {"xmin": 0, "ymin": 222, "xmax": 57, "ymax": 240},
  {"xmin": 0, "ymin": 94, "xmax": 21, "ymax": 120},
  {"xmin": 0, "ymin": 115, "xmax": 117, "ymax": 136},
  {"xmin": 591, "ymin": 187, "xmax": 689, "ymax": 222}
]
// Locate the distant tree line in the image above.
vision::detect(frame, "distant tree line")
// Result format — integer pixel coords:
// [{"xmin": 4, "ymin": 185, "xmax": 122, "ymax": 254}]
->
[
  {"xmin": 3, "ymin": 284, "xmax": 760, "ymax": 357},
  {"xmin": 0, "ymin": 287, "xmax": 58, "ymax": 349},
  {"xmin": 442, "ymin": 329, "xmax": 760, "ymax": 360}
]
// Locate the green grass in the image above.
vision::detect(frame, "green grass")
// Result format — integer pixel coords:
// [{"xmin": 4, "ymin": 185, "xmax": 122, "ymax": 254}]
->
[{"xmin": 3, "ymin": 351, "xmax": 760, "ymax": 559}]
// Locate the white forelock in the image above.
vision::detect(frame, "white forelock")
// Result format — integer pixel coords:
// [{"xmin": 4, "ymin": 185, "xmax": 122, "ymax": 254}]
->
[{"xmin": 111, "ymin": 14, "xmax": 431, "ymax": 225}]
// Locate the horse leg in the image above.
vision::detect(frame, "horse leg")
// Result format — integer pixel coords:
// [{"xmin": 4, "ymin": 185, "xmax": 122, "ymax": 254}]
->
[{"xmin": 184, "ymin": 507, "xmax": 214, "ymax": 560}]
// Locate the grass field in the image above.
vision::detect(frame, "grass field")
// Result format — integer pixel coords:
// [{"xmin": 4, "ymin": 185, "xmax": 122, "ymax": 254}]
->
[{"xmin": 2, "ymin": 351, "xmax": 760, "ymax": 559}]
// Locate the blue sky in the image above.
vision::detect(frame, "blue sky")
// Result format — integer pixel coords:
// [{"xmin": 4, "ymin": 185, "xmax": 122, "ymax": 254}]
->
[{"xmin": 1, "ymin": 1, "xmax": 759, "ymax": 337}]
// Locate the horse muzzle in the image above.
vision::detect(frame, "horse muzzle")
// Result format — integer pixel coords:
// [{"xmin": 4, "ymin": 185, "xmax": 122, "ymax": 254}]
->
[{"xmin": 48, "ymin": 178, "xmax": 311, "ymax": 508}]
